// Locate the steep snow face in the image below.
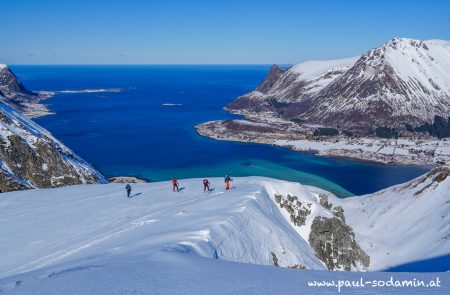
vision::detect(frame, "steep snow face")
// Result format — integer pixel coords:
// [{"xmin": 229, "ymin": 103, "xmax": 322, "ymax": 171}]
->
[
  {"xmin": 334, "ymin": 166, "xmax": 450, "ymax": 271},
  {"xmin": 287, "ymin": 57, "xmax": 359, "ymax": 94},
  {"xmin": 0, "ymin": 101, "xmax": 106, "ymax": 191},
  {"xmin": 384, "ymin": 38, "xmax": 450, "ymax": 96},
  {"xmin": 271, "ymin": 57, "xmax": 358, "ymax": 103}
]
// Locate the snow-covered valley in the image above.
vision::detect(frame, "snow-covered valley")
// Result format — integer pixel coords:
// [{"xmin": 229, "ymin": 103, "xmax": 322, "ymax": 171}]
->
[{"xmin": 1, "ymin": 171, "xmax": 449, "ymax": 294}]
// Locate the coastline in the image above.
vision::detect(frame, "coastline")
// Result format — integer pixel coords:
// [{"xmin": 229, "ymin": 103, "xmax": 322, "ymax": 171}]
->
[
  {"xmin": 195, "ymin": 119, "xmax": 450, "ymax": 167},
  {"xmin": 19, "ymin": 91, "xmax": 55, "ymax": 119},
  {"xmin": 22, "ymin": 88, "xmax": 125, "ymax": 119}
]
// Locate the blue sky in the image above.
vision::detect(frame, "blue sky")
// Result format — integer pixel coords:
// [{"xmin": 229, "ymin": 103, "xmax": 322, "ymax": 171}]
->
[{"xmin": 1, "ymin": 0, "xmax": 449, "ymax": 64}]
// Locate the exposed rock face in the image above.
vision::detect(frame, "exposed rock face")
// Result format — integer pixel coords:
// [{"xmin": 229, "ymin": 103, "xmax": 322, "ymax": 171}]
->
[
  {"xmin": 274, "ymin": 194, "xmax": 311, "ymax": 227},
  {"xmin": 319, "ymin": 194, "xmax": 333, "ymax": 210},
  {"xmin": 256, "ymin": 64, "xmax": 286, "ymax": 93},
  {"xmin": 309, "ymin": 216, "xmax": 370, "ymax": 271},
  {"xmin": 226, "ymin": 38, "xmax": 450, "ymax": 130},
  {"xmin": 274, "ymin": 192, "xmax": 370, "ymax": 271},
  {"xmin": 226, "ymin": 91, "xmax": 276, "ymax": 114},
  {"xmin": 108, "ymin": 176, "xmax": 149, "ymax": 184},
  {"xmin": 0, "ymin": 64, "xmax": 36, "ymax": 99},
  {"xmin": 0, "ymin": 102, "xmax": 106, "ymax": 192},
  {"xmin": 0, "ymin": 64, "xmax": 52, "ymax": 118}
]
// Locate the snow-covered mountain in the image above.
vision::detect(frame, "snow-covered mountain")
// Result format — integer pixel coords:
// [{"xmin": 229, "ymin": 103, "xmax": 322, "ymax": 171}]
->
[
  {"xmin": 0, "ymin": 167, "xmax": 448, "ymax": 293},
  {"xmin": 0, "ymin": 64, "xmax": 51, "ymax": 118},
  {"xmin": 340, "ymin": 165, "xmax": 450, "ymax": 271},
  {"xmin": 0, "ymin": 100, "xmax": 106, "ymax": 191},
  {"xmin": 228, "ymin": 38, "xmax": 450, "ymax": 129}
]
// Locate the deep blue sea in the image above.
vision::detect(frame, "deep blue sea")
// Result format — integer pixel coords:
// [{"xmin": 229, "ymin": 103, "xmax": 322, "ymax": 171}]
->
[{"xmin": 12, "ymin": 65, "xmax": 429, "ymax": 197}]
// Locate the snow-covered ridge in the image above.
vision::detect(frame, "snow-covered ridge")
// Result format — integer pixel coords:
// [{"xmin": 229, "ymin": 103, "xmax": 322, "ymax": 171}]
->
[
  {"xmin": 333, "ymin": 166, "xmax": 450, "ymax": 270},
  {"xmin": 289, "ymin": 56, "xmax": 358, "ymax": 80}
]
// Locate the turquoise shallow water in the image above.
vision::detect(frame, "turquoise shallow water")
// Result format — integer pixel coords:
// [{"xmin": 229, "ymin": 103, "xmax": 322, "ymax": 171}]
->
[{"xmin": 12, "ymin": 65, "xmax": 429, "ymax": 197}]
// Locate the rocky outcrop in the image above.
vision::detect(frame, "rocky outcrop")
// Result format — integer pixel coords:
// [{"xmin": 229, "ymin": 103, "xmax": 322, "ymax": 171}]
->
[
  {"xmin": 274, "ymin": 194, "xmax": 312, "ymax": 227},
  {"xmin": 273, "ymin": 192, "xmax": 370, "ymax": 271},
  {"xmin": 256, "ymin": 64, "xmax": 286, "ymax": 93},
  {"xmin": 0, "ymin": 64, "xmax": 36, "ymax": 99},
  {"xmin": 309, "ymin": 216, "xmax": 370, "ymax": 271},
  {"xmin": 0, "ymin": 102, "xmax": 106, "ymax": 192},
  {"xmin": 108, "ymin": 176, "xmax": 149, "ymax": 183},
  {"xmin": 319, "ymin": 194, "xmax": 333, "ymax": 210}
]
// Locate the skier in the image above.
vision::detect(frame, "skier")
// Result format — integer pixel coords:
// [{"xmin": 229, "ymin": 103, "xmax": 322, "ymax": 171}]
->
[
  {"xmin": 172, "ymin": 177, "xmax": 179, "ymax": 192},
  {"xmin": 203, "ymin": 178, "xmax": 210, "ymax": 192},
  {"xmin": 225, "ymin": 174, "xmax": 233, "ymax": 190},
  {"xmin": 126, "ymin": 183, "xmax": 132, "ymax": 198}
]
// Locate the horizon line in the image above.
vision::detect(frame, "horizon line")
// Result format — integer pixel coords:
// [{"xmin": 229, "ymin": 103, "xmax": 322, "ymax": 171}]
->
[{"xmin": 9, "ymin": 63, "xmax": 285, "ymax": 66}]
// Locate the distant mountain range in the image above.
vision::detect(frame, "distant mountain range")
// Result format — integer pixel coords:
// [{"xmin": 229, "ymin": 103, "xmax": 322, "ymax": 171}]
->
[
  {"xmin": 0, "ymin": 64, "xmax": 105, "ymax": 192},
  {"xmin": 228, "ymin": 38, "xmax": 450, "ymax": 131}
]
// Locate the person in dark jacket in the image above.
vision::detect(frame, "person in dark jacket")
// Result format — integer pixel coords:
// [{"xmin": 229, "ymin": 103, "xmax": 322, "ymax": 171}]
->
[
  {"xmin": 126, "ymin": 183, "xmax": 132, "ymax": 198},
  {"xmin": 225, "ymin": 174, "xmax": 232, "ymax": 190}
]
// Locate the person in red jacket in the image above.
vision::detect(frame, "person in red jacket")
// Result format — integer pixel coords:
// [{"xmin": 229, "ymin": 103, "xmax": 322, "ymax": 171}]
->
[
  {"xmin": 172, "ymin": 177, "xmax": 179, "ymax": 192},
  {"xmin": 203, "ymin": 178, "xmax": 210, "ymax": 192}
]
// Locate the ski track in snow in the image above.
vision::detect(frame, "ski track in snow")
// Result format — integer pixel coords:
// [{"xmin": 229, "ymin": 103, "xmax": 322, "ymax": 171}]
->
[{"xmin": 0, "ymin": 188, "xmax": 221, "ymax": 277}]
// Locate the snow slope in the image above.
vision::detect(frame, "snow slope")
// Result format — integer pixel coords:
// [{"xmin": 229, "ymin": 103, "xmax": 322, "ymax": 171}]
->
[
  {"xmin": 0, "ymin": 172, "xmax": 449, "ymax": 294},
  {"xmin": 0, "ymin": 178, "xmax": 325, "ymax": 279},
  {"xmin": 1, "ymin": 250, "xmax": 447, "ymax": 295},
  {"xmin": 336, "ymin": 166, "xmax": 450, "ymax": 270}
]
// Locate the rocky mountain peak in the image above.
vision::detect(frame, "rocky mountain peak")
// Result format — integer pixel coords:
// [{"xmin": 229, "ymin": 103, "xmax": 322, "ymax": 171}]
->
[
  {"xmin": 0, "ymin": 65, "xmax": 36, "ymax": 99},
  {"xmin": 256, "ymin": 64, "xmax": 285, "ymax": 93},
  {"xmin": 0, "ymin": 64, "xmax": 53, "ymax": 118},
  {"xmin": 383, "ymin": 37, "xmax": 428, "ymax": 51}
]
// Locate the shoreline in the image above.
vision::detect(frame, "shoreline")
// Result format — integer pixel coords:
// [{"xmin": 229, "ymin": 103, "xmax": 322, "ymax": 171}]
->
[
  {"xmin": 24, "ymin": 88, "xmax": 125, "ymax": 119},
  {"xmin": 195, "ymin": 120, "xmax": 449, "ymax": 167},
  {"xmin": 19, "ymin": 91, "xmax": 55, "ymax": 119}
]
